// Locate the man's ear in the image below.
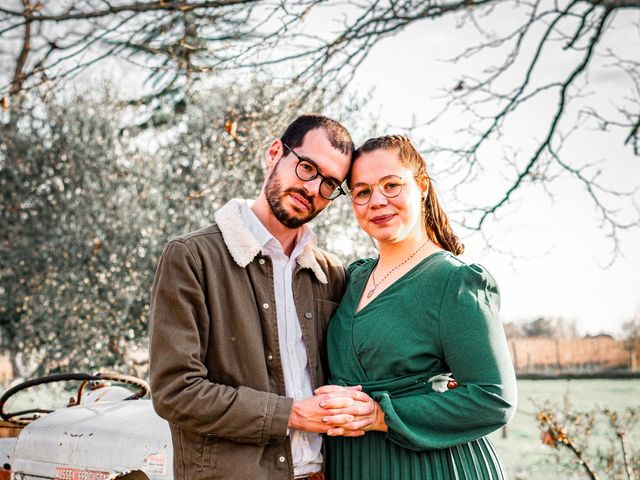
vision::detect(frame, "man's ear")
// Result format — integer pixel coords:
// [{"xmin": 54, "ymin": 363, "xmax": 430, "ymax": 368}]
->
[{"xmin": 265, "ymin": 139, "xmax": 284, "ymax": 171}]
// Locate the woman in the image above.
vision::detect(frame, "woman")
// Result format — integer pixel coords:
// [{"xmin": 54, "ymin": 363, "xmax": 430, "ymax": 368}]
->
[{"xmin": 319, "ymin": 135, "xmax": 517, "ymax": 479}]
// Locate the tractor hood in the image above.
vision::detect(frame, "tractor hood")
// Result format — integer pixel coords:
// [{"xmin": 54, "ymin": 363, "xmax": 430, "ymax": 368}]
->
[{"xmin": 11, "ymin": 398, "xmax": 171, "ymax": 479}]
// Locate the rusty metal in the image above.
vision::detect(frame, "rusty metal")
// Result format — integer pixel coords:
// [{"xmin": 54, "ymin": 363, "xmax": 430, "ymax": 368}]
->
[{"xmin": 0, "ymin": 373, "xmax": 149, "ymax": 425}]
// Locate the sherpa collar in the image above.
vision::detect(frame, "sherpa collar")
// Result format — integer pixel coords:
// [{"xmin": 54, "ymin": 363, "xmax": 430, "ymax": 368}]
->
[{"xmin": 214, "ymin": 199, "xmax": 328, "ymax": 284}]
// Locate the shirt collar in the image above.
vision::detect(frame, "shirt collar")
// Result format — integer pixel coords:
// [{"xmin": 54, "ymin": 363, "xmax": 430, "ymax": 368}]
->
[
  {"xmin": 240, "ymin": 200, "xmax": 317, "ymax": 259},
  {"xmin": 214, "ymin": 198, "xmax": 328, "ymax": 284}
]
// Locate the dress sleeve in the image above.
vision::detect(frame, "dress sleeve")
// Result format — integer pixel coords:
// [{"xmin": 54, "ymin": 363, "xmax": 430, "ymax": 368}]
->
[
  {"xmin": 149, "ymin": 240, "xmax": 292, "ymax": 445},
  {"xmin": 371, "ymin": 263, "xmax": 517, "ymax": 450}
]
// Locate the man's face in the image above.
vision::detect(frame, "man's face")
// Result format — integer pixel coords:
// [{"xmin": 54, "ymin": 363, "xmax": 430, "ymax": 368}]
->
[{"xmin": 265, "ymin": 128, "xmax": 351, "ymax": 228}]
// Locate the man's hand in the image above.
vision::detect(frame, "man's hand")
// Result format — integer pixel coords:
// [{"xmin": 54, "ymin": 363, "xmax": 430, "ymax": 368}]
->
[
  {"xmin": 314, "ymin": 385, "xmax": 388, "ymax": 436},
  {"xmin": 288, "ymin": 386, "xmax": 373, "ymax": 437}
]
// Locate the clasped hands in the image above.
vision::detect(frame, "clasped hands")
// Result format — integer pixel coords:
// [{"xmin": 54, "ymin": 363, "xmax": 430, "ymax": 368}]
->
[{"xmin": 288, "ymin": 385, "xmax": 387, "ymax": 437}]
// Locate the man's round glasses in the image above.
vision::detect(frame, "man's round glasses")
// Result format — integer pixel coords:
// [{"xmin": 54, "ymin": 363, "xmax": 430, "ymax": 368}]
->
[
  {"xmin": 282, "ymin": 143, "xmax": 346, "ymax": 200},
  {"xmin": 349, "ymin": 175, "xmax": 406, "ymax": 205}
]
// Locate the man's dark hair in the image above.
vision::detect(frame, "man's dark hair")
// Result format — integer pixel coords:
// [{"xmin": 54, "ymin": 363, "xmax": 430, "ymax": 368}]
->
[{"xmin": 281, "ymin": 114, "xmax": 354, "ymax": 155}]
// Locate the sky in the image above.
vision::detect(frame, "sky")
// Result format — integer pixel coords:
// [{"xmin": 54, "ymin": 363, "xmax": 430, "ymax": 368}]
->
[{"xmin": 337, "ymin": 7, "xmax": 640, "ymax": 335}]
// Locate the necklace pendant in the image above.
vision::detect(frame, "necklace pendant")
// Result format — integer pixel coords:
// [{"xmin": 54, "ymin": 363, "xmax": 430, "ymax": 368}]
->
[{"xmin": 367, "ymin": 289, "xmax": 374, "ymax": 299}]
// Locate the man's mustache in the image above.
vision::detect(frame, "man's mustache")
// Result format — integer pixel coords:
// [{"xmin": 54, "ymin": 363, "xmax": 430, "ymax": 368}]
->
[{"xmin": 285, "ymin": 188, "xmax": 315, "ymax": 210}]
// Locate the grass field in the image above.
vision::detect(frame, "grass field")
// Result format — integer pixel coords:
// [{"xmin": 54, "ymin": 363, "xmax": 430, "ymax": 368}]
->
[{"xmin": 489, "ymin": 379, "xmax": 640, "ymax": 479}]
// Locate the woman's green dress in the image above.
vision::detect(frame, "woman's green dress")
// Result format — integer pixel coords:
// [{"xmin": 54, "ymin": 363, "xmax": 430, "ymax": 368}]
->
[{"xmin": 326, "ymin": 251, "xmax": 517, "ymax": 479}]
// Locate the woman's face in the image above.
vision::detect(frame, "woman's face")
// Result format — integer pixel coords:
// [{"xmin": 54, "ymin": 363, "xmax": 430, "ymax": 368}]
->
[{"xmin": 350, "ymin": 148, "xmax": 427, "ymax": 245}]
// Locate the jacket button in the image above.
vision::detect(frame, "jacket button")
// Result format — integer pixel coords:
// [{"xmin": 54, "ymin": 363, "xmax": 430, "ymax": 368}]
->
[
  {"xmin": 278, "ymin": 456, "xmax": 286, "ymax": 463},
  {"xmin": 263, "ymin": 303, "xmax": 269, "ymax": 309},
  {"xmin": 267, "ymin": 354, "xmax": 273, "ymax": 361},
  {"xmin": 304, "ymin": 312, "xmax": 313, "ymax": 319},
  {"xmin": 259, "ymin": 259, "xmax": 265, "ymax": 264}
]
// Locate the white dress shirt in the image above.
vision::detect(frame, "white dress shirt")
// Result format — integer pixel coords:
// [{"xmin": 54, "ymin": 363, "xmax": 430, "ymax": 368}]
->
[{"xmin": 241, "ymin": 201, "xmax": 322, "ymax": 476}]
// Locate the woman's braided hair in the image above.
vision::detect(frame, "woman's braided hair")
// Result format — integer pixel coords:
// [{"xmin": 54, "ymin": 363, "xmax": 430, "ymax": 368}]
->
[{"xmin": 350, "ymin": 135, "xmax": 464, "ymax": 255}]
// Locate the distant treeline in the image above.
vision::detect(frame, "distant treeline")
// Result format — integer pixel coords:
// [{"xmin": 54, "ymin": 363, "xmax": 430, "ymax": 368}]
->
[
  {"xmin": 508, "ymin": 335, "xmax": 639, "ymax": 376},
  {"xmin": 503, "ymin": 315, "xmax": 640, "ymax": 376}
]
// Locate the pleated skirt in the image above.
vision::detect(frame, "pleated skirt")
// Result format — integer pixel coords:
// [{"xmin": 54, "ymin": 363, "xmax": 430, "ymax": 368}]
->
[{"xmin": 326, "ymin": 432, "xmax": 508, "ymax": 480}]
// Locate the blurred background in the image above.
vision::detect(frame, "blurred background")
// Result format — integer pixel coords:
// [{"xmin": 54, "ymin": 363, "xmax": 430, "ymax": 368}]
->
[{"xmin": 1, "ymin": 1, "xmax": 639, "ymax": 478}]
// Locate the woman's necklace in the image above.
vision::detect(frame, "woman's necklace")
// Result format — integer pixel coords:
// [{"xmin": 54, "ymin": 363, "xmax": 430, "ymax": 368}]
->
[{"xmin": 367, "ymin": 239, "xmax": 431, "ymax": 299}]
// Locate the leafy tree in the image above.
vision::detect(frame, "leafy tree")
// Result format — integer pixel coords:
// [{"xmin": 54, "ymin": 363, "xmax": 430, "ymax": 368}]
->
[
  {"xmin": 621, "ymin": 308, "xmax": 640, "ymax": 365},
  {"xmin": 0, "ymin": 82, "xmax": 369, "ymax": 376},
  {"xmin": 519, "ymin": 316, "xmax": 580, "ymax": 338},
  {"xmin": 1, "ymin": 91, "xmax": 161, "ymax": 375},
  {"xmin": 523, "ymin": 317, "xmax": 558, "ymax": 338},
  {"xmin": 621, "ymin": 308, "xmax": 640, "ymax": 341}
]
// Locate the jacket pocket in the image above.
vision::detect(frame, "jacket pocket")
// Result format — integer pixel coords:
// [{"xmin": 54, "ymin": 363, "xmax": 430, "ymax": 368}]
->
[
  {"xmin": 202, "ymin": 434, "xmax": 217, "ymax": 469},
  {"xmin": 202, "ymin": 438, "xmax": 270, "ymax": 478},
  {"xmin": 316, "ymin": 299, "xmax": 339, "ymax": 341}
]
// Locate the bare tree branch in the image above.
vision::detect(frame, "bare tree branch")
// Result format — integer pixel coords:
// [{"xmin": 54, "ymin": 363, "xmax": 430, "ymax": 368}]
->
[
  {"xmin": 0, "ymin": 0, "xmax": 250, "ymax": 21},
  {"xmin": 475, "ymin": 6, "xmax": 614, "ymax": 229},
  {"xmin": 9, "ymin": 0, "xmax": 33, "ymax": 95}
]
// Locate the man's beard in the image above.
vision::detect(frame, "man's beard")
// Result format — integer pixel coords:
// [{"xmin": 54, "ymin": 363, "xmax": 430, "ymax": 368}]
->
[{"xmin": 265, "ymin": 168, "xmax": 320, "ymax": 229}]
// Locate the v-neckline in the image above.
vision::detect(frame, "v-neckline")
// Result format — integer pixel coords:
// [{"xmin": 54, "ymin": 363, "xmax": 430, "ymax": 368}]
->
[{"xmin": 353, "ymin": 250, "xmax": 447, "ymax": 316}]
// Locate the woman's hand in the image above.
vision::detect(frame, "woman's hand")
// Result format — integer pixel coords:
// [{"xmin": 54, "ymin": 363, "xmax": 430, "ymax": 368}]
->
[
  {"xmin": 314, "ymin": 385, "xmax": 388, "ymax": 436},
  {"xmin": 288, "ymin": 385, "xmax": 373, "ymax": 436}
]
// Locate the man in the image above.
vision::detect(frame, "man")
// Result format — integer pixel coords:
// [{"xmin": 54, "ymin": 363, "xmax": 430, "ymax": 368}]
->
[{"xmin": 149, "ymin": 115, "xmax": 372, "ymax": 480}]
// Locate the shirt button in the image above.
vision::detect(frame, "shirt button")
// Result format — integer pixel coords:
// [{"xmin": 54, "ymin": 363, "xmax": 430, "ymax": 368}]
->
[
  {"xmin": 259, "ymin": 259, "xmax": 265, "ymax": 264},
  {"xmin": 262, "ymin": 303, "xmax": 269, "ymax": 309},
  {"xmin": 278, "ymin": 456, "xmax": 286, "ymax": 463},
  {"xmin": 267, "ymin": 354, "xmax": 273, "ymax": 361},
  {"xmin": 304, "ymin": 312, "xmax": 313, "ymax": 319}
]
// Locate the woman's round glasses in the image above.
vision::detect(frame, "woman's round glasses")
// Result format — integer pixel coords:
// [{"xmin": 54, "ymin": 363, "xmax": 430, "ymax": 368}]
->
[{"xmin": 350, "ymin": 175, "xmax": 406, "ymax": 205}]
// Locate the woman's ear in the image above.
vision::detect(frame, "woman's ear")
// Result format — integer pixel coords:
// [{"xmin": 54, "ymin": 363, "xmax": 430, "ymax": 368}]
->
[
  {"xmin": 417, "ymin": 174, "xmax": 429, "ymax": 196},
  {"xmin": 265, "ymin": 139, "xmax": 284, "ymax": 171}
]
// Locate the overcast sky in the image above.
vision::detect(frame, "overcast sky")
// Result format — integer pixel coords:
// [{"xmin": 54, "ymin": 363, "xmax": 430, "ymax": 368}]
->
[{"xmin": 340, "ymin": 7, "xmax": 640, "ymax": 335}]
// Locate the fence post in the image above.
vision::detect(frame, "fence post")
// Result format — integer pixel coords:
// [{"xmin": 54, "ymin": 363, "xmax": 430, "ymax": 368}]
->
[{"xmin": 511, "ymin": 340, "xmax": 519, "ymax": 372}]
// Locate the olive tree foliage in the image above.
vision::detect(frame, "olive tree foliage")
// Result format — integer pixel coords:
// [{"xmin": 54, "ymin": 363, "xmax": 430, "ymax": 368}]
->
[
  {"xmin": 0, "ymin": 82, "xmax": 367, "ymax": 376},
  {"xmin": 1, "ymin": 93, "xmax": 154, "ymax": 376}
]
